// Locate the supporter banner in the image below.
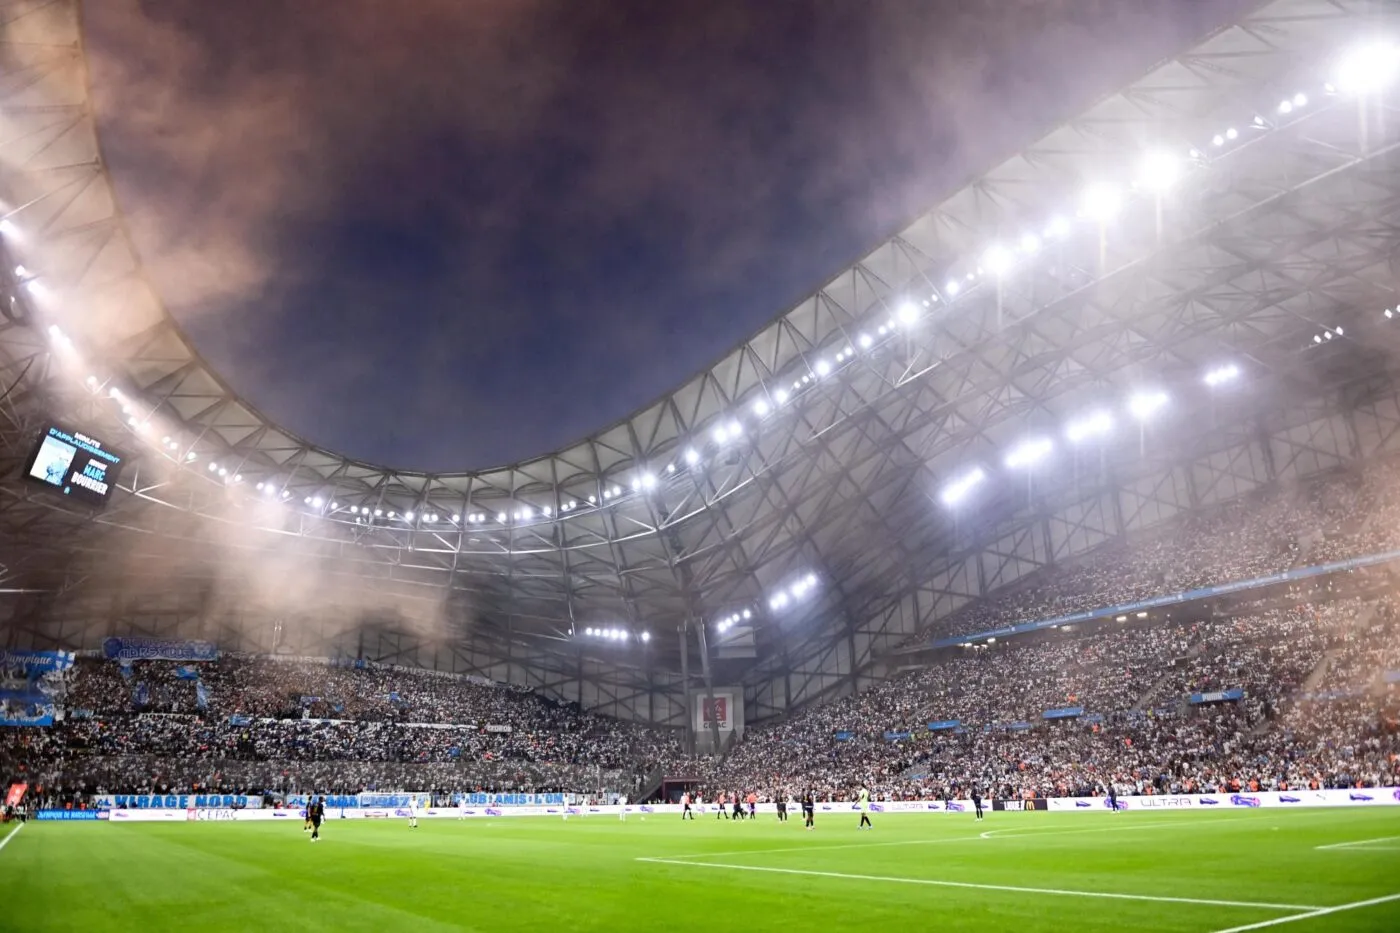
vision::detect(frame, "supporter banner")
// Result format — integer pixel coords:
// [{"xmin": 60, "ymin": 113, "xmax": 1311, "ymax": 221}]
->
[
  {"xmin": 1082, "ymin": 713, "xmax": 1105, "ymax": 724},
  {"xmin": 228, "ymin": 714, "xmax": 252, "ymax": 726},
  {"xmin": 697, "ymin": 693, "xmax": 734, "ymax": 732},
  {"xmin": 103, "ymin": 637, "xmax": 219, "ymax": 662},
  {"xmin": 0, "ymin": 699, "xmax": 54, "ymax": 727},
  {"xmin": 833, "ymin": 730, "xmax": 854, "ymax": 741},
  {"xmin": 883, "ymin": 731, "xmax": 912, "ymax": 741},
  {"xmin": 6, "ymin": 783, "xmax": 27, "ymax": 807},
  {"xmin": 483, "ymin": 724, "xmax": 512, "ymax": 734},
  {"xmin": 37, "ymin": 810, "xmax": 105, "ymax": 821},
  {"xmin": 927, "ymin": 720, "xmax": 960, "ymax": 731},
  {"xmin": 930, "ymin": 545, "xmax": 1400, "ymax": 648},
  {"xmin": 174, "ymin": 666, "xmax": 201, "ymax": 680},
  {"xmin": 96, "ymin": 794, "xmax": 261, "ymax": 810},
  {"xmin": 1042, "ymin": 707, "xmax": 1084, "ymax": 720},
  {"xmin": 0, "ymin": 649, "xmax": 74, "ymax": 675},
  {"xmin": 1190, "ymin": 688, "xmax": 1244, "ymax": 704}
]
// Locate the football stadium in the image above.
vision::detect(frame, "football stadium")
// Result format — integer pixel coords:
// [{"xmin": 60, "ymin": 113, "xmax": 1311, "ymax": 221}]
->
[{"xmin": 3, "ymin": 1, "xmax": 1400, "ymax": 930}]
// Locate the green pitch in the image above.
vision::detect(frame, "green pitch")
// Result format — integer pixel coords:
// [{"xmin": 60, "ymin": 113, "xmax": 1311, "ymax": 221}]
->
[{"xmin": 3, "ymin": 809, "xmax": 1400, "ymax": 931}]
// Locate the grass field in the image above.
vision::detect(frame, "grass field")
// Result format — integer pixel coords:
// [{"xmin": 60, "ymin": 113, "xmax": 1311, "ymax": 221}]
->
[{"xmin": 3, "ymin": 809, "xmax": 1400, "ymax": 931}]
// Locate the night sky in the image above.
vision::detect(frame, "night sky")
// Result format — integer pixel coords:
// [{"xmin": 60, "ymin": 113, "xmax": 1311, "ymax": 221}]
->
[{"xmin": 84, "ymin": 0, "xmax": 1247, "ymax": 472}]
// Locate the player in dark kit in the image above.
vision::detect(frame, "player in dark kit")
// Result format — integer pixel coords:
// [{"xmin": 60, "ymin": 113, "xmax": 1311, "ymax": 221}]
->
[
  {"xmin": 303, "ymin": 795, "xmax": 314, "ymax": 833},
  {"xmin": 971, "ymin": 789, "xmax": 984, "ymax": 822},
  {"xmin": 801, "ymin": 790, "xmax": 815, "ymax": 830},
  {"xmin": 775, "ymin": 792, "xmax": 787, "ymax": 822},
  {"xmin": 1107, "ymin": 784, "xmax": 1118, "ymax": 813},
  {"xmin": 731, "ymin": 791, "xmax": 744, "ymax": 821},
  {"xmin": 309, "ymin": 796, "xmax": 325, "ymax": 842}
]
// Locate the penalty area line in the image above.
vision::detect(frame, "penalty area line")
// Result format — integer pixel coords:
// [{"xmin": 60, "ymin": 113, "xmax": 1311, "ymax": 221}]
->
[
  {"xmin": 0, "ymin": 822, "xmax": 23, "ymax": 854},
  {"xmin": 634, "ymin": 857, "xmax": 1323, "ymax": 912},
  {"xmin": 1207, "ymin": 892, "xmax": 1400, "ymax": 933},
  {"xmin": 1315, "ymin": 834, "xmax": 1400, "ymax": 851}
]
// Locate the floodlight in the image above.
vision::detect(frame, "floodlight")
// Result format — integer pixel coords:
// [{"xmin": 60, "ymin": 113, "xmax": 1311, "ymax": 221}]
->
[
  {"xmin": 1005, "ymin": 437, "xmax": 1053, "ymax": 469},
  {"xmin": 770, "ymin": 593, "xmax": 789, "ymax": 611},
  {"xmin": 640, "ymin": 472, "xmax": 656, "ymax": 490},
  {"xmin": 497, "ymin": 511, "xmax": 507, "ymax": 522},
  {"xmin": 312, "ymin": 497, "xmax": 324, "ymax": 508},
  {"xmin": 1135, "ymin": 151, "xmax": 1181, "ymax": 194},
  {"xmin": 1335, "ymin": 326, "xmax": 1344, "ymax": 336},
  {"xmin": 1128, "ymin": 390, "xmax": 1168, "ymax": 420},
  {"xmin": 726, "ymin": 422, "xmax": 741, "ymax": 440},
  {"xmin": 877, "ymin": 325, "xmax": 888, "ymax": 336},
  {"xmin": 1335, "ymin": 42, "xmax": 1400, "ymax": 95},
  {"xmin": 1277, "ymin": 99, "xmax": 1293, "ymax": 115},
  {"xmin": 665, "ymin": 464, "xmax": 675, "ymax": 474},
  {"xmin": 585, "ymin": 628, "xmax": 594, "ymax": 636},
  {"xmin": 374, "ymin": 508, "xmax": 383, "ymax": 516},
  {"xmin": 1212, "ymin": 134, "xmax": 1225, "ymax": 147},
  {"xmin": 611, "ymin": 484, "xmax": 622, "ymax": 496},
  {"xmin": 1065, "ymin": 411, "xmax": 1113, "ymax": 443},
  {"xmin": 684, "ymin": 447, "xmax": 700, "ymax": 465},
  {"xmin": 1225, "ymin": 127, "xmax": 1238, "ymax": 140},
  {"xmin": 712, "ymin": 423, "xmax": 729, "ymax": 444},
  {"xmin": 980, "ymin": 245, "xmax": 1013, "ymax": 277},
  {"xmin": 0, "ymin": 219, "xmax": 16, "ymax": 237},
  {"xmin": 1079, "ymin": 183, "xmax": 1122, "ymax": 223},
  {"xmin": 1203, "ymin": 363, "xmax": 1240, "ymax": 387},
  {"xmin": 403, "ymin": 510, "xmax": 414, "ymax": 521},
  {"xmin": 1293, "ymin": 92, "xmax": 1307, "ymax": 107},
  {"xmin": 236, "ymin": 476, "xmax": 245, "ymax": 484},
  {"xmin": 775, "ymin": 388, "xmax": 790, "ymax": 405},
  {"xmin": 945, "ymin": 280, "xmax": 960, "ymax": 296},
  {"xmin": 1020, "ymin": 233, "xmax": 1040, "ymax": 254},
  {"xmin": 451, "ymin": 514, "xmax": 460, "ymax": 522},
  {"xmin": 937, "ymin": 467, "xmax": 985, "ymax": 507},
  {"xmin": 814, "ymin": 359, "xmax": 831, "ymax": 377},
  {"xmin": 1044, "ymin": 216, "xmax": 1070, "ymax": 238},
  {"xmin": 897, "ymin": 301, "xmax": 919, "ymax": 325},
  {"xmin": 640, "ymin": 631, "xmax": 650, "ymax": 642},
  {"xmin": 208, "ymin": 462, "xmax": 217, "ymax": 472},
  {"xmin": 742, "ymin": 608, "xmax": 752, "ymax": 620},
  {"xmin": 1136, "ymin": 611, "xmax": 1148, "ymax": 619},
  {"xmin": 753, "ymin": 398, "xmax": 770, "ymax": 417},
  {"xmin": 256, "ymin": 482, "xmax": 265, "ymax": 491},
  {"xmin": 857, "ymin": 333, "xmax": 872, "ymax": 349},
  {"xmin": 1387, "ymin": 309, "xmax": 1395, "ymax": 319}
]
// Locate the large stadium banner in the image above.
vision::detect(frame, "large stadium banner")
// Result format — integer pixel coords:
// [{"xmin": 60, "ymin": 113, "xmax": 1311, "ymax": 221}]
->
[
  {"xmin": 0, "ymin": 698, "xmax": 55, "ymax": 727},
  {"xmin": 0, "ymin": 650, "xmax": 74, "ymax": 676},
  {"xmin": 102, "ymin": 637, "xmax": 219, "ymax": 662}
]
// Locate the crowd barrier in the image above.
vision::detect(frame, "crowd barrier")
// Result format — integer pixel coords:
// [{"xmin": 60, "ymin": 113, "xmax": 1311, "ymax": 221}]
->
[{"xmin": 44, "ymin": 788, "xmax": 1400, "ymax": 824}]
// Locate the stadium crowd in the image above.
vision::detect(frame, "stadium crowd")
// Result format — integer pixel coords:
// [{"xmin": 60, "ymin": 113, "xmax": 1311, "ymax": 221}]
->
[{"xmin": 4, "ymin": 459, "xmax": 1399, "ymax": 807}]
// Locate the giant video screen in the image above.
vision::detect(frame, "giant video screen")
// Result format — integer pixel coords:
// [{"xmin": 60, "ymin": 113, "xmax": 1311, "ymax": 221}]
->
[{"xmin": 22, "ymin": 423, "xmax": 126, "ymax": 508}]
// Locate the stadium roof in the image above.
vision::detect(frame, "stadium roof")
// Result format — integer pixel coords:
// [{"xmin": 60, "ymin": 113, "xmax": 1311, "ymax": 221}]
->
[{"xmin": 4, "ymin": 0, "xmax": 1400, "ymax": 724}]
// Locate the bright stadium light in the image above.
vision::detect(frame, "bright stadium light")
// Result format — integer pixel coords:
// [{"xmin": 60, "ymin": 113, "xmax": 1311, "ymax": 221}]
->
[
  {"xmin": 742, "ymin": 608, "xmax": 752, "ymax": 620},
  {"xmin": 1128, "ymin": 390, "xmax": 1169, "ymax": 421},
  {"xmin": 775, "ymin": 387, "xmax": 790, "ymax": 405},
  {"xmin": 712, "ymin": 423, "xmax": 729, "ymax": 444},
  {"xmin": 1203, "ymin": 363, "xmax": 1241, "ymax": 387},
  {"xmin": 1135, "ymin": 151, "xmax": 1181, "ymax": 194},
  {"xmin": 814, "ymin": 358, "xmax": 831, "ymax": 377},
  {"xmin": 1079, "ymin": 183, "xmax": 1122, "ymax": 224},
  {"xmin": 640, "ymin": 472, "xmax": 657, "ymax": 491},
  {"xmin": 753, "ymin": 397, "xmax": 770, "ymax": 417},
  {"xmin": 1335, "ymin": 41, "xmax": 1400, "ymax": 95},
  {"xmin": 940, "ymin": 467, "xmax": 985, "ymax": 507},
  {"xmin": 1019, "ymin": 232, "xmax": 1040, "ymax": 254},
  {"xmin": 403, "ymin": 511, "xmax": 414, "ymax": 522},
  {"xmin": 857, "ymin": 333, "xmax": 873, "ymax": 349},
  {"xmin": 684, "ymin": 447, "xmax": 700, "ymax": 465},
  {"xmin": 1005, "ymin": 437, "xmax": 1053, "ymax": 469},
  {"xmin": 982, "ymin": 244, "xmax": 1012, "ymax": 276},
  {"xmin": 897, "ymin": 301, "xmax": 919, "ymax": 325},
  {"xmin": 945, "ymin": 279, "xmax": 961, "ymax": 296},
  {"xmin": 1065, "ymin": 411, "xmax": 1113, "ymax": 443},
  {"xmin": 769, "ymin": 592, "xmax": 789, "ymax": 611},
  {"xmin": 640, "ymin": 631, "xmax": 650, "ymax": 643}
]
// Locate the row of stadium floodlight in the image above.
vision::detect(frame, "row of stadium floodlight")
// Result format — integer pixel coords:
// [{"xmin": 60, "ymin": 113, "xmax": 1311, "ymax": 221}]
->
[{"xmin": 9, "ymin": 42, "xmax": 1395, "ymax": 536}]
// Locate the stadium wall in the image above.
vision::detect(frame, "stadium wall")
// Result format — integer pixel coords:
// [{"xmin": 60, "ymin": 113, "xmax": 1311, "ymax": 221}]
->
[{"xmin": 56, "ymin": 789, "xmax": 1400, "ymax": 822}]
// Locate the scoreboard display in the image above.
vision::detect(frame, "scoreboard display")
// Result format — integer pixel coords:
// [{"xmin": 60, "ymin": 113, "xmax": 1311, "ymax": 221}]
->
[{"xmin": 23, "ymin": 423, "xmax": 126, "ymax": 508}]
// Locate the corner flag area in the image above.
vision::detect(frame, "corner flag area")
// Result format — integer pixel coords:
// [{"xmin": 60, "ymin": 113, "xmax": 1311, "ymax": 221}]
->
[{"xmin": 3, "ymin": 810, "xmax": 1398, "ymax": 932}]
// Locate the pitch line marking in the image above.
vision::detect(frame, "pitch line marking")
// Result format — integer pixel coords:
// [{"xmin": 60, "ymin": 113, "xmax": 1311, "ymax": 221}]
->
[
  {"xmin": 635, "ymin": 857, "xmax": 1323, "ymax": 912},
  {"xmin": 1315, "ymin": 834, "xmax": 1400, "ymax": 850},
  {"xmin": 0, "ymin": 822, "xmax": 23, "ymax": 854},
  {"xmin": 1206, "ymin": 891, "xmax": 1400, "ymax": 932}
]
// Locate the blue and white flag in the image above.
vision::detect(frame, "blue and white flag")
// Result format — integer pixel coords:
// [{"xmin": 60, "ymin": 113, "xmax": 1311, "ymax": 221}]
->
[
  {"xmin": 195, "ymin": 682, "xmax": 210, "ymax": 710},
  {"xmin": 174, "ymin": 666, "xmax": 201, "ymax": 680}
]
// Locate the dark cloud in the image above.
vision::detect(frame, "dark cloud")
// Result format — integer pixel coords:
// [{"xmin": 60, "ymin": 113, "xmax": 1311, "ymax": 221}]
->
[{"xmin": 84, "ymin": 0, "xmax": 1250, "ymax": 471}]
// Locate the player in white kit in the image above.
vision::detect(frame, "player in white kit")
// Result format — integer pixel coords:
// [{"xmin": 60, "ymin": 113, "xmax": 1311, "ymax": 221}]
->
[
  {"xmin": 618, "ymin": 794, "xmax": 628, "ymax": 821},
  {"xmin": 407, "ymin": 796, "xmax": 419, "ymax": 829},
  {"xmin": 457, "ymin": 795, "xmax": 468, "ymax": 820}
]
